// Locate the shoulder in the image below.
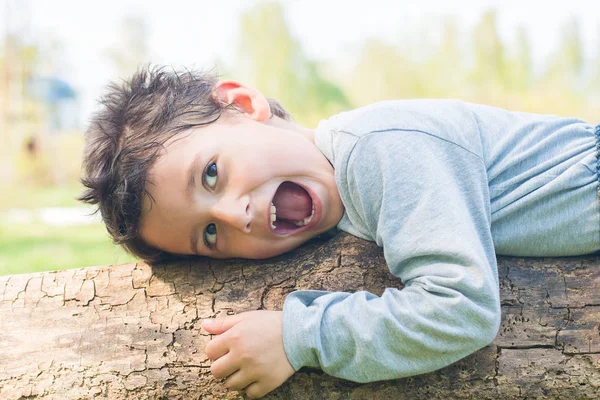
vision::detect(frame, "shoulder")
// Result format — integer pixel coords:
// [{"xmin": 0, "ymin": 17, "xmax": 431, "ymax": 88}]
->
[
  {"xmin": 324, "ymin": 99, "xmax": 473, "ymax": 138},
  {"xmin": 315, "ymin": 99, "xmax": 483, "ymax": 169}
]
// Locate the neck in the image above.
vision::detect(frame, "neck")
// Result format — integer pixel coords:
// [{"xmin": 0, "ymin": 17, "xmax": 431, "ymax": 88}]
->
[{"xmin": 266, "ymin": 116, "xmax": 315, "ymax": 144}]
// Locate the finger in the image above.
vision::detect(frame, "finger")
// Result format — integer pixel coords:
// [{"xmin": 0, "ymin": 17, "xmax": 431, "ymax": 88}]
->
[
  {"xmin": 209, "ymin": 353, "xmax": 239, "ymax": 380},
  {"xmin": 205, "ymin": 335, "xmax": 230, "ymax": 361},
  {"xmin": 244, "ymin": 381, "xmax": 268, "ymax": 399},
  {"xmin": 202, "ymin": 313, "xmax": 249, "ymax": 335},
  {"xmin": 223, "ymin": 370, "xmax": 255, "ymax": 391}
]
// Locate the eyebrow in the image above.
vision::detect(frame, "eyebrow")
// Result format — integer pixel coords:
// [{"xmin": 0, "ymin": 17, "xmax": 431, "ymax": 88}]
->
[
  {"xmin": 187, "ymin": 153, "xmax": 203, "ymax": 255},
  {"xmin": 186, "ymin": 153, "xmax": 203, "ymax": 201}
]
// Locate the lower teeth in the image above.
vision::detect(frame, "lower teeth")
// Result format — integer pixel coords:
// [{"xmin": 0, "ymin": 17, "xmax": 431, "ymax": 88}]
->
[
  {"xmin": 272, "ymin": 205, "xmax": 315, "ymax": 230},
  {"xmin": 293, "ymin": 216, "xmax": 312, "ymax": 227},
  {"xmin": 293, "ymin": 205, "xmax": 315, "ymax": 227}
]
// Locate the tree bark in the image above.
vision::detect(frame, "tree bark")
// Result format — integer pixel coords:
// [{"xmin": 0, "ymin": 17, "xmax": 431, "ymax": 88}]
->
[{"xmin": 1, "ymin": 233, "xmax": 599, "ymax": 399}]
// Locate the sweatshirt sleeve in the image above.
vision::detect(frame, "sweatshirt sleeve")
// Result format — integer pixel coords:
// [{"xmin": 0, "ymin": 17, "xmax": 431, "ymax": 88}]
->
[{"xmin": 282, "ymin": 129, "xmax": 501, "ymax": 383}]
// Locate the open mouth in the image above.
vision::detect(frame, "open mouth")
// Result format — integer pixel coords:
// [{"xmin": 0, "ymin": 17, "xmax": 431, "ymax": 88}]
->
[{"xmin": 270, "ymin": 181, "xmax": 315, "ymax": 235}]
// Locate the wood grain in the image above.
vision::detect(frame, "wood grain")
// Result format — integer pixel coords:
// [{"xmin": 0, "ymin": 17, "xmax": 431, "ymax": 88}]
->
[{"xmin": 1, "ymin": 233, "xmax": 599, "ymax": 399}]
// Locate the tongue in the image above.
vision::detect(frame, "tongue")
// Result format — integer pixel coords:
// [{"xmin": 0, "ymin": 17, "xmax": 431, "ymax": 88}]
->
[{"xmin": 272, "ymin": 182, "xmax": 312, "ymax": 221}]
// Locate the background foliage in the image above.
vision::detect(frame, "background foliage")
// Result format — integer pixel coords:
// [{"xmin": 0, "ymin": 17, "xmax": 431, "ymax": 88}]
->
[{"xmin": 1, "ymin": 2, "xmax": 599, "ymax": 275}]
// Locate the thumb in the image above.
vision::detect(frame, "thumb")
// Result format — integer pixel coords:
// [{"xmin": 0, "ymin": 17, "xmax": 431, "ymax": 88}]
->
[{"xmin": 201, "ymin": 313, "xmax": 246, "ymax": 334}]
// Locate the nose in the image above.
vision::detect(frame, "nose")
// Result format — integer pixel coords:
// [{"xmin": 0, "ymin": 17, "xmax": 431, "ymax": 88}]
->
[{"xmin": 211, "ymin": 194, "xmax": 252, "ymax": 233}]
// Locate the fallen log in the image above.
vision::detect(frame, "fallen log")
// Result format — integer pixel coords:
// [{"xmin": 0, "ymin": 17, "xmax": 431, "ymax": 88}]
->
[{"xmin": 1, "ymin": 233, "xmax": 599, "ymax": 399}]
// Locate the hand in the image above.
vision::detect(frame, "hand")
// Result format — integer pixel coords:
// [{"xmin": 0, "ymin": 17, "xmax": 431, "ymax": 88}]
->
[{"xmin": 202, "ymin": 310, "xmax": 295, "ymax": 399}]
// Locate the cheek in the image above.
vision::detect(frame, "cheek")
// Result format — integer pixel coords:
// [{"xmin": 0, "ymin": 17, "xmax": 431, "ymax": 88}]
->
[{"xmin": 228, "ymin": 152, "xmax": 277, "ymax": 181}]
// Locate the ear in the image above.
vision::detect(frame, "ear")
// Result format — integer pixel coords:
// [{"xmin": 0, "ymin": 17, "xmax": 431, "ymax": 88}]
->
[{"xmin": 212, "ymin": 80, "xmax": 271, "ymax": 121}]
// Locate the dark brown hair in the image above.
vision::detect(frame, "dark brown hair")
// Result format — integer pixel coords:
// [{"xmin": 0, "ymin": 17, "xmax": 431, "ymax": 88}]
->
[{"xmin": 79, "ymin": 65, "xmax": 291, "ymax": 263}]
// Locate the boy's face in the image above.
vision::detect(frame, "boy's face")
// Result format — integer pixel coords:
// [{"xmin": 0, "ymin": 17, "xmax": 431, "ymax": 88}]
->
[{"xmin": 139, "ymin": 113, "xmax": 344, "ymax": 260}]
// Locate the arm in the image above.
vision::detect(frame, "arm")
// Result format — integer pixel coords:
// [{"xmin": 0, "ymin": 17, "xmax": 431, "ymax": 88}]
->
[{"xmin": 283, "ymin": 130, "xmax": 501, "ymax": 382}]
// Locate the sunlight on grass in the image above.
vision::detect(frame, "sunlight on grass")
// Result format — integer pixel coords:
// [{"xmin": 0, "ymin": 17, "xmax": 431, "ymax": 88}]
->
[
  {"xmin": 0, "ymin": 221, "xmax": 137, "ymax": 276},
  {"xmin": 0, "ymin": 183, "xmax": 85, "ymax": 211},
  {"xmin": 0, "ymin": 184, "xmax": 140, "ymax": 276}
]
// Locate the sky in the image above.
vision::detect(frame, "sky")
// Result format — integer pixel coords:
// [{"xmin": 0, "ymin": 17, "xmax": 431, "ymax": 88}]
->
[{"xmin": 1, "ymin": 0, "xmax": 599, "ymax": 124}]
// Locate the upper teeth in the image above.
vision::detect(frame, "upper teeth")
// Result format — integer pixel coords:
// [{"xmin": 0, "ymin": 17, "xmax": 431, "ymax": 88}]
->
[
  {"xmin": 270, "ymin": 203, "xmax": 277, "ymax": 229},
  {"xmin": 270, "ymin": 202, "xmax": 315, "ymax": 230}
]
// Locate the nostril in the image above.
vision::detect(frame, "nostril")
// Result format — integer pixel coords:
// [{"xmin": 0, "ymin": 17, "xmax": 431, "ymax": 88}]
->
[
  {"xmin": 245, "ymin": 222, "xmax": 251, "ymax": 231},
  {"xmin": 246, "ymin": 204, "xmax": 250, "ymax": 215}
]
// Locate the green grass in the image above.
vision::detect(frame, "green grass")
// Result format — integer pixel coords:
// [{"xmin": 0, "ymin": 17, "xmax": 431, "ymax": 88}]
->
[
  {"xmin": 0, "ymin": 183, "xmax": 85, "ymax": 210},
  {"xmin": 0, "ymin": 221, "xmax": 137, "ymax": 276},
  {"xmin": 0, "ymin": 184, "xmax": 138, "ymax": 276}
]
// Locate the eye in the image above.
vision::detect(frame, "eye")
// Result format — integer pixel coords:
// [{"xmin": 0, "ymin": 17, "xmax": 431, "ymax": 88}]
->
[
  {"xmin": 204, "ymin": 162, "xmax": 218, "ymax": 189},
  {"xmin": 204, "ymin": 223, "xmax": 217, "ymax": 248}
]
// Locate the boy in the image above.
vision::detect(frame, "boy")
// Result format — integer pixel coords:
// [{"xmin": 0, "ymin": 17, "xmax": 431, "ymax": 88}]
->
[{"xmin": 80, "ymin": 67, "xmax": 600, "ymax": 398}]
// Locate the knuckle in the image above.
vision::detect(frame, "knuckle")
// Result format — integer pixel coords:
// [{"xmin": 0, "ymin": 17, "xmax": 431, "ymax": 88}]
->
[
  {"xmin": 205, "ymin": 337, "xmax": 223, "ymax": 360},
  {"xmin": 205, "ymin": 343, "xmax": 215, "ymax": 359},
  {"xmin": 224, "ymin": 379, "xmax": 242, "ymax": 391},
  {"xmin": 209, "ymin": 363, "xmax": 222, "ymax": 378},
  {"xmin": 245, "ymin": 387, "xmax": 262, "ymax": 399},
  {"xmin": 239, "ymin": 353, "xmax": 253, "ymax": 364},
  {"xmin": 234, "ymin": 347, "xmax": 249, "ymax": 363},
  {"xmin": 228, "ymin": 330, "xmax": 242, "ymax": 343}
]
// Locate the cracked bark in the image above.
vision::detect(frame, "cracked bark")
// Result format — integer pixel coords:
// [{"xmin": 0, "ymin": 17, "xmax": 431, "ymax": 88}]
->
[{"xmin": 1, "ymin": 233, "xmax": 599, "ymax": 399}]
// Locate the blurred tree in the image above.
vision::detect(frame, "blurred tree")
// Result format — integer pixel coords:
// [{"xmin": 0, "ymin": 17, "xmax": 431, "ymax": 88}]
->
[
  {"xmin": 0, "ymin": 33, "xmax": 45, "ymax": 185},
  {"xmin": 235, "ymin": 2, "xmax": 349, "ymax": 126},
  {"xmin": 233, "ymin": 5, "xmax": 596, "ymax": 123},
  {"xmin": 424, "ymin": 16, "xmax": 466, "ymax": 97},
  {"xmin": 348, "ymin": 16, "xmax": 470, "ymax": 103},
  {"xmin": 589, "ymin": 24, "xmax": 600, "ymax": 97},
  {"xmin": 469, "ymin": 10, "xmax": 508, "ymax": 92},
  {"xmin": 505, "ymin": 25, "xmax": 532, "ymax": 93},
  {"xmin": 540, "ymin": 17, "xmax": 584, "ymax": 92},
  {"xmin": 106, "ymin": 15, "xmax": 149, "ymax": 78},
  {"xmin": 345, "ymin": 38, "xmax": 418, "ymax": 105}
]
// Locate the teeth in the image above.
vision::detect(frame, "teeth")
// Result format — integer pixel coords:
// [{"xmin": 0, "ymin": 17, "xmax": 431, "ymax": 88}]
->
[
  {"xmin": 270, "ymin": 203, "xmax": 277, "ymax": 229},
  {"xmin": 271, "ymin": 202, "xmax": 316, "ymax": 229},
  {"xmin": 293, "ymin": 203, "xmax": 315, "ymax": 227}
]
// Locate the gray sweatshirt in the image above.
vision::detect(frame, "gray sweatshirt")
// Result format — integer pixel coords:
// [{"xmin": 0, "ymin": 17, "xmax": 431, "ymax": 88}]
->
[{"xmin": 282, "ymin": 99, "xmax": 599, "ymax": 382}]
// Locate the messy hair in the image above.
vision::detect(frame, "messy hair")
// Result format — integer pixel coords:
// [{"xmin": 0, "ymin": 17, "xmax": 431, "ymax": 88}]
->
[{"xmin": 79, "ymin": 65, "xmax": 291, "ymax": 263}]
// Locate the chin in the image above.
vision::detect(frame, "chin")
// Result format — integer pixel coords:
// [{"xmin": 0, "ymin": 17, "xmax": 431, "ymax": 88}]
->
[{"xmin": 253, "ymin": 240, "xmax": 309, "ymax": 260}]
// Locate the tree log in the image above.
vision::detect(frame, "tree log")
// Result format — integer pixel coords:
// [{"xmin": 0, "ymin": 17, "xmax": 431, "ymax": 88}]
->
[{"xmin": 1, "ymin": 233, "xmax": 599, "ymax": 399}]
